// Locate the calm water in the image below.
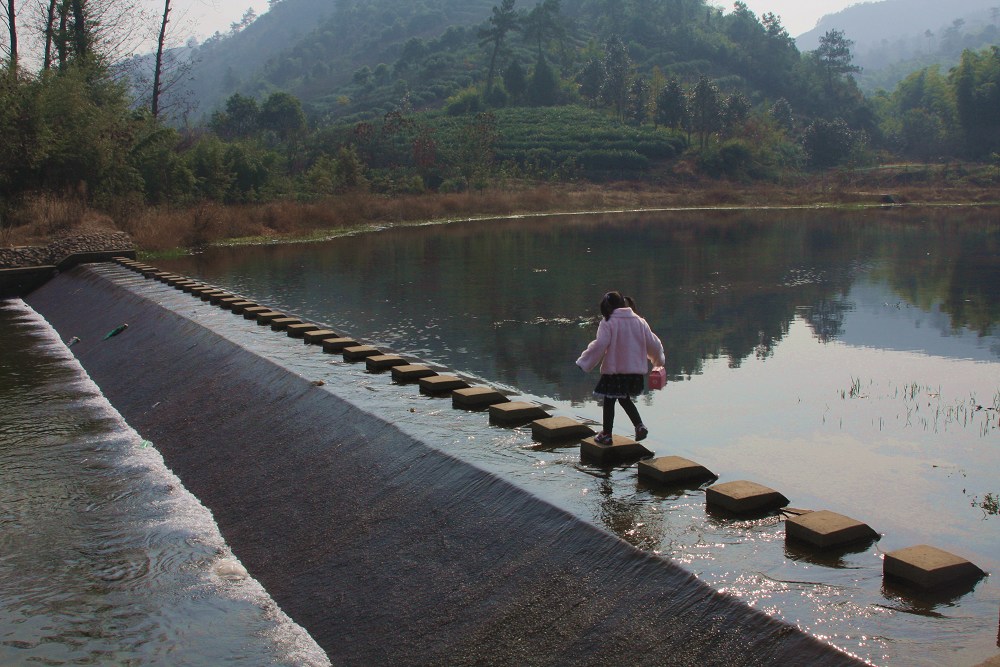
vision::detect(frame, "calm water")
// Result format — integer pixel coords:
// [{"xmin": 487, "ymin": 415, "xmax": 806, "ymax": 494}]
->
[
  {"xmin": 152, "ymin": 207, "xmax": 1000, "ymax": 666},
  {"xmin": 0, "ymin": 301, "xmax": 330, "ymax": 666}
]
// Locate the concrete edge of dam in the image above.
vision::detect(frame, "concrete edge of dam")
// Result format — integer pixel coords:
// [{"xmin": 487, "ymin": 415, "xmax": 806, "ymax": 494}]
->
[{"xmin": 22, "ymin": 263, "xmax": 864, "ymax": 667}]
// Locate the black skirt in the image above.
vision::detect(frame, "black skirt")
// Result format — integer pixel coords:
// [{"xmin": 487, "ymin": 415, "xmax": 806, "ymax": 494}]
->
[{"xmin": 594, "ymin": 373, "xmax": 645, "ymax": 399}]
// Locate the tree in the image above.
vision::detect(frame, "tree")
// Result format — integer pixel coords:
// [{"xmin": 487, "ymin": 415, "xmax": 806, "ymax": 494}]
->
[
  {"xmin": 259, "ymin": 91, "xmax": 306, "ymax": 142},
  {"xmin": 210, "ymin": 93, "xmax": 259, "ymax": 139},
  {"xmin": 815, "ymin": 29, "xmax": 860, "ymax": 91},
  {"xmin": 2, "ymin": 0, "xmax": 17, "ymax": 73},
  {"xmin": 151, "ymin": 0, "xmax": 169, "ymax": 117},
  {"xmin": 802, "ymin": 117, "xmax": 858, "ymax": 167},
  {"xmin": 479, "ymin": 0, "xmax": 519, "ymax": 95},
  {"xmin": 655, "ymin": 77, "xmax": 687, "ymax": 130},
  {"xmin": 503, "ymin": 60, "xmax": 527, "ymax": 103},
  {"xmin": 600, "ymin": 35, "xmax": 631, "ymax": 121},
  {"xmin": 689, "ymin": 75, "xmax": 720, "ymax": 148},
  {"xmin": 626, "ymin": 75, "xmax": 649, "ymax": 125},
  {"xmin": 523, "ymin": 0, "xmax": 563, "ymax": 60},
  {"xmin": 951, "ymin": 47, "xmax": 1000, "ymax": 157},
  {"xmin": 526, "ymin": 53, "xmax": 557, "ymax": 106},
  {"xmin": 576, "ymin": 56, "xmax": 604, "ymax": 106},
  {"xmin": 769, "ymin": 97, "xmax": 794, "ymax": 133},
  {"xmin": 722, "ymin": 91, "xmax": 751, "ymax": 133}
]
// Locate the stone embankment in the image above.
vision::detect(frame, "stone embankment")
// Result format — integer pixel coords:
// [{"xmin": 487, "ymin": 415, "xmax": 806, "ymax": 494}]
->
[{"xmin": 0, "ymin": 231, "xmax": 134, "ymax": 268}]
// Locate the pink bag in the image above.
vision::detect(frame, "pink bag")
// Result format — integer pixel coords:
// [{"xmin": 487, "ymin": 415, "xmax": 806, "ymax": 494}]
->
[{"xmin": 648, "ymin": 366, "xmax": 666, "ymax": 390}]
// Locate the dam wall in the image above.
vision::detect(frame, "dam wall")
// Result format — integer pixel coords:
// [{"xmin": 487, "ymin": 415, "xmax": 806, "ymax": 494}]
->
[{"xmin": 24, "ymin": 264, "xmax": 862, "ymax": 666}]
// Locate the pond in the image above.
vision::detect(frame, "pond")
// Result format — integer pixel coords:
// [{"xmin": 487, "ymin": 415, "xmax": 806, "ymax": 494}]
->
[{"xmin": 154, "ymin": 206, "xmax": 1000, "ymax": 666}]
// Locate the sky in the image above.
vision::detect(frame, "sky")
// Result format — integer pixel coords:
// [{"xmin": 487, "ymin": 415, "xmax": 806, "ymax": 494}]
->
[{"xmin": 183, "ymin": 0, "xmax": 861, "ymax": 43}]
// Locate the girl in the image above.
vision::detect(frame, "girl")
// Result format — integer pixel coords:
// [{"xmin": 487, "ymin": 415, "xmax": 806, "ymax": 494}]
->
[{"xmin": 576, "ymin": 291, "xmax": 665, "ymax": 444}]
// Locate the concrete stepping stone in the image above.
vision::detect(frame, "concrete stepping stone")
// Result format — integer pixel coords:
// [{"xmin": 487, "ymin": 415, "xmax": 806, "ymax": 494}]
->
[
  {"xmin": 287, "ymin": 323, "xmax": 320, "ymax": 338},
  {"xmin": 637, "ymin": 456, "xmax": 716, "ymax": 485},
  {"xmin": 785, "ymin": 510, "xmax": 879, "ymax": 550},
  {"xmin": 706, "ymin": 480, "xmax": 789, "ymax": 514},
  {"xmin": 366, "ymin": 354, "xmax": 407, "ymax": 371},
  {"xmin": 255, "ymin": 311, "xmax": 285, "ymax": 325},
  {"xmin": 304, "ymin": 329, "xmax": 339, "ymax": 345},
  {"xmin": 391, "ymin": 364, "xmax": 437, "ymax": 382},
  {"xmin": 581, "ymin": 434, "xmax": 652, "ymax": 464},
  {"xmin": 322, "ymin": 337, "xmax": 359, "ymax": 353},
  {"xmin": 219, "ymin": 297, "xmax": 248, "ymax": 309},
  {"xmin": 531, "ymin": 416, "xmax": 594, "ymax": 443},
  {"xmin": 489, "ymin": 401, "xmax": 549, "ymax": 425},
  {"xmin": 178, "ymin": 282, "xmax": 203, "ymax": 292},
  {"xmin": 199, "ymin": 289, "xmax": 228, "ymax": 301},
  {"xmin": 883, "ymin": 544, "xmax": 986, "ymax": 590},
  {"xmin": 239, "ymin": 303, "xmax": 271, "ymax": 320},
  {"xmin": 343, "ymin": 345, "xmax": 380, "ymax": 361},
  {"xmin": 208, "ymin": 292, "xmax": 235, "ymax": 304},
  {"xmin": 270, "ymin": 317, "xmax": 302, "ymax": 331},
  {"xmin": 452, "ymin": 387, "xmax": 509, "ymax": 410},
  {"xmin": 419, "ymin": 375, "xmax": 469, "ymax": 395}
]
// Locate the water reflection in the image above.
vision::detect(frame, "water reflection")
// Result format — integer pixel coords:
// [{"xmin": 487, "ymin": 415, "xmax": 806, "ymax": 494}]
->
[
  {"xmin": 156, "ymin": 206, "xmax": 1000, "ymax": 666},
  {"xmin": 169, "ymin": 208, "xmax": 1000, "ymax": 402}
]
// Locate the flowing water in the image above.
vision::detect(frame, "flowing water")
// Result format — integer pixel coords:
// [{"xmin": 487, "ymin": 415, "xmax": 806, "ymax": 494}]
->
[
  {"xmin": 0, "ymin": 301, "xmax": 330, "ymax": 666},
  {"xmin": 4, "ymin": 207, "xmax": 999, "ymax": 665}
]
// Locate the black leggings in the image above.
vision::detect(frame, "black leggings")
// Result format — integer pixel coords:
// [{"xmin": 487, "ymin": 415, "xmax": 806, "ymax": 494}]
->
[{"xmin": 603, "ymin": 397, "xmax": 642, "ymax": 433}]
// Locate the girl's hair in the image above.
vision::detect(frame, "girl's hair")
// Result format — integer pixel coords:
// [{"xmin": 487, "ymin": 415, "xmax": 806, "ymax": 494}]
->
[
  {"xmin": 600, "ymin": 291, "xmax": 626, "ymax": 320},
  {"xmin": 624, "ymin": 295, "xmax": 638, "ymax": 314}
]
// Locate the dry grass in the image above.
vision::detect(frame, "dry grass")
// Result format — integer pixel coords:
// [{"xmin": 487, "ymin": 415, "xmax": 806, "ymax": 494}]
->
[{"xmin": 3, "ymin": 175, "xmax": 998, "ymax": 253}]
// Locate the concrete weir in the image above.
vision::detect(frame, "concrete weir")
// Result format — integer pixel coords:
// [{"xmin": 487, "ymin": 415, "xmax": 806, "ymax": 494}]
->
[{"xmin": 23, "ymin": 264, "xmax": 863, "ymax": 667}]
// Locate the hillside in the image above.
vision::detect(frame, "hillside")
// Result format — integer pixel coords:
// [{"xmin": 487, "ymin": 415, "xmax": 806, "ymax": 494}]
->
[
  {"xmin": 165, "ymin": 0, "xmax": 816, "ymax": 124},
  {"xmin": 795, "ymin": 0, "xmax": 999, "ymax": 91}
]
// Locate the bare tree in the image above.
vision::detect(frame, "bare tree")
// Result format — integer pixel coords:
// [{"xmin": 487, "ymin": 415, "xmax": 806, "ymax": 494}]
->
[
  {"xmin": 1, "ymin": 0, "xmax": 17, "ymax": 72},
  {"xmin": 151, "ymin": 0, "xmax": 167, "ymax": 116}
]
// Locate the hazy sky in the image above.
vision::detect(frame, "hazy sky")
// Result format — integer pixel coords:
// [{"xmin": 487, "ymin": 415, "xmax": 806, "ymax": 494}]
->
[{"xmin": 182, "ymin": 0, "xmax": 859, "ymax": 43}]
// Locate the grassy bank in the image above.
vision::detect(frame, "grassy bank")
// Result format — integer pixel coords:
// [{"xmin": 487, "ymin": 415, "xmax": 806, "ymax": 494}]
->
[{"xmin": 3, "ymin": 169, "xmax": 998, "ymax": 255}]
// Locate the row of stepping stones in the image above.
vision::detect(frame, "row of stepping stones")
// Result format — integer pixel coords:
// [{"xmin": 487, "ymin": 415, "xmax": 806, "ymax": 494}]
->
[{"xmin": 112, "ymin": 258, "xmax": 988, "ymax": 596}]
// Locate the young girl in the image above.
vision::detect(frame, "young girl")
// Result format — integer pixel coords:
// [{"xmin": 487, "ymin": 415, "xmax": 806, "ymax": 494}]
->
[{"xmin": 576, "ymin": 291, "xmax": 665, "ymax": 444}]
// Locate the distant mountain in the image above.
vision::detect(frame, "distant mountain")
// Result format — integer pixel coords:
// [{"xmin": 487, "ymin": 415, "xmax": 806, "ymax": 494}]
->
[
  {"xmin": 166, "ymin": 0, "xmax": 334, "ymax": 119},
  {"xmin": 795, "ymin": 0, "xmax": 1000, "ymax": 91}
]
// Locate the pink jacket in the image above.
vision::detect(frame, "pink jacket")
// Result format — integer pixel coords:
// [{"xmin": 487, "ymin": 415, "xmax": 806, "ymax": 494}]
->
[{"xmin": 576, "ymin": 307, "xmax": 665, "ymax": 375}]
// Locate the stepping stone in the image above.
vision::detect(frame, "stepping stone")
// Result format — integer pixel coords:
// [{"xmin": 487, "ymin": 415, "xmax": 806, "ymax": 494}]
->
[
  {"xmin": 531, "ymin": 416, "xmax": 594, "ymax": 443},
  {"xmin": 270, "ymin": 317, "xmax": 302, "ymax": 331},
  {"xmin": 452, "ymin": 387, "xmax": 509, "ymax": 410},
  {"xmin": 208, "ymin": 292, "xmax": 235, "ymax": 304},
  {"xmin": 785, "ymin": 510, "xmax": 879, "ymax": 550},
  {"xmin": 176, "ymin": 281, "xmax": 201, "ymax": 291},
  {"xmin": 366, "ymin": 354, "xmax": 407, "ymax": 371},
  {"xmin": 343, "ymin": 345, "xmax": 380, "ymax": 361},
  {"xmin": 255, "ymin": 311, "xmax": 285, "ymax": 324},
  {"xmin": 233, "ymin": 303, "xmax": 263, "ymax": 316},
  {"xmin": 241, "ymin": 303, "xmax": 271, "ymax": 320},
  {"xmin": 304, "ymin": 329, "xmax": 339, "ymax": 345},
  {"xmin": 322, "ymin": 337, "xmax": 359, "ymax": 353},
  {"xmin": 489, "ymin": 401, "xmax": 549, "ymax": 425},
  {"xmin": 287, "ymin": 323, "xmax": 320, "ymax": 338},
  {"xmin": 391, "ymin": 364, "xmax": 437, "ymax": 382},
  {"xmin": 581, "ymin": 434, "xmax": 653, "ymax": 464},
  {"xmin": 419, "ymin": 375, "xmax": 469, "ymax": 395},
  {"xmin": 637, "ymin": 456, "xmax": 716, "ymax": 485},
  {"xmin": 199, "ymin": 289, "xmax": 228, "ymax": 301},
  {"xmin": 883, "ymin": 544, "xmax": 986, "ymax": 590},
  {"xmin": 219, "ymin": 297, "xmax": 247, "ymax": 309},
  {"xmin": 705, "ymin": 480, "xmax": 789, "ymax": 514}
]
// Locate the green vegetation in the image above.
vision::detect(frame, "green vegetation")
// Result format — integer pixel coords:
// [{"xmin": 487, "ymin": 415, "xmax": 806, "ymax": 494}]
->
[{"xmin": 1, "ymin": 0, "xmax": 999, "ymax": 250}]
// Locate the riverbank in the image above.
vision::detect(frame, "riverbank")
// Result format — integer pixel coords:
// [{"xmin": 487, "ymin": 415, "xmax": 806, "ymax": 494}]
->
[{"xmin": 3, "ymin": 170, "xmax": 998, "ymax": 258}]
